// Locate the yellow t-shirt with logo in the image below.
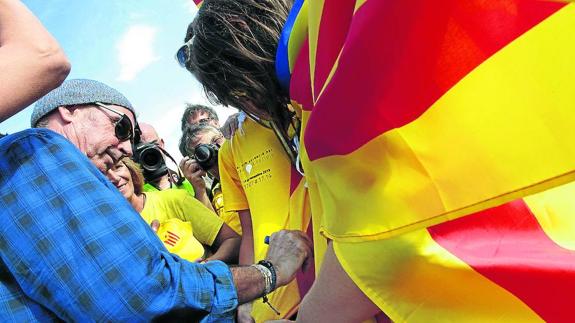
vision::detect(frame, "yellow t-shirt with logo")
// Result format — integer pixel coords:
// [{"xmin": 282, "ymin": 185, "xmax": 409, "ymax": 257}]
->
[
  {"xmin": 141, "ymin": 189, "xmax": 223, "ymax": 261},
  {"xmin": 219, "ymin": 117, "xmax": 310, "ymax": 322}
]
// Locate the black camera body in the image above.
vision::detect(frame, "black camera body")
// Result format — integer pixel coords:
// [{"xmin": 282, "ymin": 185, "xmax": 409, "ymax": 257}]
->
[
  {"xmin": 133, "ymin": 141, "xmax": 168, "ymax": 182},
  {"xmin": 194, "ymin": 143, "xmax": 219, "ymax": 171}
]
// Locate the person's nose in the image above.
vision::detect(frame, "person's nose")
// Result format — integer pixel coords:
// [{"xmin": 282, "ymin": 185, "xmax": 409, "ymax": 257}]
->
[
  {"xmin": 107, "ymin": 170, "xmax": 121, "ymax": 184},
  {"xmin": 118, "ymin": 140, "xmax": 133, "ymax": 158}
]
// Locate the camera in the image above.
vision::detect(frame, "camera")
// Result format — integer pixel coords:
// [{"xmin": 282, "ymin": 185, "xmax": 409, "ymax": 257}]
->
[
  {"xmin": 193, "ymin": 143, "xmax": 219, "ymax": 171},
  {"xmin": 133, "ymin": 141, "xmax": 168, "ymax": 182}
]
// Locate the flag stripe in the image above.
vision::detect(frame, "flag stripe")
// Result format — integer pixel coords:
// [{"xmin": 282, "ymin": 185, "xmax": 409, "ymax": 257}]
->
[
  {"xmin": 333, "ymin": 226, "xmax": 542, "ymax": 322},
  {"xmin": 428, "ymin": 199, "xmax": 575, "ymax": 322},
  {"xmin": 312, "ymin": 0, "xmax": 356, "ymax": 101},
  {"xmin": 290, "ymin": 40, "xmax": 314, "ymax": 111},
  {"xmin": 307, "ymin": 0, "xmax": 324, "ymax": 101},
  {"xmin": 304, "ymin": 0, "xmax": 565, "ymax": 160},
  {"xmin": 288, "ymin": 0, "xmax": 310, "ymax": 73},
  {"xmin": 312, "ymin": 4, "xmax": 575, "ymax": 240},
  {"xmin": 290, "ymin": 166, "xmax": 303, "ymax": 195},
  {"xmin": 524, "ymin": 182, "xmax": 575, "ymax": 251},
  {"xmin": 276, "ymin": 0, "xmax": 305, "ymax": 90},
  {"xmin": 295, "ymin": 215, "xmax": 316, "ymax": 299}
]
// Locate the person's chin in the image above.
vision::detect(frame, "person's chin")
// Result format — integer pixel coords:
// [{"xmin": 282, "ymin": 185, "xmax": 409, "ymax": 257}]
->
[
  {"xmin": 118, "ymin": 184, "xmax": 128, "ymax": 196},
  {"xmin": 91, "ymin": 157, "xmax": 112, "ymax": 174}
]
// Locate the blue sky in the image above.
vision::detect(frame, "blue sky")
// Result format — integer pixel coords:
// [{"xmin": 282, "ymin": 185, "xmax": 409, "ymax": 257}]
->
[{"xmin": 1, "ymin": 0, "xmax": 236, "ymax": 158}]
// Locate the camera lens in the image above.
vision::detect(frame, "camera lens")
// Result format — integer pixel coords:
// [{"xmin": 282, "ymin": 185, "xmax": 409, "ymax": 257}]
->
[
  {"xmin": 194, "ymin": 144, "xmax": 218, "ymax": 170},
  {"xmin": 134, "ymin": 142, "xmax": 169, "ymax": 182},
  {"xmin": 140, "ymin": 147, "xmax": 162, "ymax": 170},
  {"xmin": 194, "ymin": 145, "xmax": 211, "ymax": 163}
]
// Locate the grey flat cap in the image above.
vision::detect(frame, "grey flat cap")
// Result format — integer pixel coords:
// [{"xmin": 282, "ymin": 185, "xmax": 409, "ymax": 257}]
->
[{"xmin": 31, "ymin": 79, "xmax": 135, "ymax": 127}]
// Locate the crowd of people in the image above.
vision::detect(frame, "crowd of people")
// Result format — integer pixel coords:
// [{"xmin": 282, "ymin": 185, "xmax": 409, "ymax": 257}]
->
[{"xmin": 2, "ymin": 0, "xmax": 575, "ymax": 322}]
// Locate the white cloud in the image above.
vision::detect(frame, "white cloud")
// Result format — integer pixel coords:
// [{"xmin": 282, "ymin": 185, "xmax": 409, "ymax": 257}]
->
[{"xmin": 116, "ymin": 25, "xmax": 159, "ymax": 81}]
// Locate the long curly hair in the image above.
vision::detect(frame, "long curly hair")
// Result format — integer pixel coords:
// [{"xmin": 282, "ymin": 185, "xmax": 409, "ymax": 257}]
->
[{"xmin": 185, "ymin": 0, "xmax": 293, "ymax": 129}]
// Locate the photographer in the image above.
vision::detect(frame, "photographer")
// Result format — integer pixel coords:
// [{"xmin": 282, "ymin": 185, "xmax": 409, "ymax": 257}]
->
[
  {"xmin": 179, "ymin": 124, "xmax": 242, "ymax": 235},
  {"xmin": 137, "ymin": 122, "xmax": 195, "ymax": 195},
  {"xmin": 180, "ymin": 103, "xmax": 219, "ymax": 131},
  {"xmin": 180, "ymin": 103, "xmax": 241, "ymax": 140},
  {"xmin": 1, "ymin": 76, "xmax": 313, "ymax": 321}
]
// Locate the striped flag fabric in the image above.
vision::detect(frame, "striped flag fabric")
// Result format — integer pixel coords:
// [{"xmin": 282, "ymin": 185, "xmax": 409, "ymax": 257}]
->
[
  {"xmin": 300, "ymin": 0, "xmax": 575, "ymax": 241},
  {"xmin": 334, "ymin": 180, "xmax": 575, "ymax": 321},
  {"xmin": 276, "ymin": 0, "xmax": 575, "ymax": 320}
]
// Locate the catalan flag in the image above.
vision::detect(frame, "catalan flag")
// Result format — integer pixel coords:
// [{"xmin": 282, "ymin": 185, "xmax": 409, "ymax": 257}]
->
[
  {"xmin": 300, "ymin": 0, "xmax": 575, "ymax": 240},
  {"xmin": 334, "ymin": 181, "xmax": 575, "ymax": 321},
  {"xmin": 278, "ymin": 0, "xmax": 575, "ymax": 321}
]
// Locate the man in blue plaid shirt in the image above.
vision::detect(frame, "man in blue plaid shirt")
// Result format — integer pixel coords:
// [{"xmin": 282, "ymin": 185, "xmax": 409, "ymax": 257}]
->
[{"xmin": 0, "ymin": 78, "xmax": 312, "ymax": 322}]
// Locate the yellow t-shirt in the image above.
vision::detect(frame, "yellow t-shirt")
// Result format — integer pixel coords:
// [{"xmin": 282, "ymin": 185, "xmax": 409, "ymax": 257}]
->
[
  {"xmin": 219, "ymin": 117, "xmax": 310, "ymax": 322},
  {"xmin": 211, "ymin": 182, "xmax": 242, "ymax": 235},
  {"xmin": 141, "ymin": 189, "xmax": 223, "ymax": 261}
]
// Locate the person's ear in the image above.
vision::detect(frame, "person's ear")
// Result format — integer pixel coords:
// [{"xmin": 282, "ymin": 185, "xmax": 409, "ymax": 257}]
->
[{"xmin": 56, "ymin": 106, "xmax": 76, "ymax": 123}]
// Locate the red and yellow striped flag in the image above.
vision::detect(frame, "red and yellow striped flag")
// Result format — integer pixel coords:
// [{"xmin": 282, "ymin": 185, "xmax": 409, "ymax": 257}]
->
[
  {"xmin": 300, "ymin": 0, "xmax": 575, "ymax": 241},
  {"xmin": 335, "ymin": 181, "xmax": 575, "ymax": 321},
  {"xmin": 286, "ymin": 0, "xmax": 575, "ymax": 320}
]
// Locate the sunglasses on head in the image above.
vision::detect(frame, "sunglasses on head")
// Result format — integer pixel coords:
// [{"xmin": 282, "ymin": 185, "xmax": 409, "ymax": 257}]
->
[
  {"xmin": 176, "ymin": 36, "xmax": 195, "ymax": 68},
  {"xmin": 94, "ymin": 102, "xmax": 136, "ymax": 143}
]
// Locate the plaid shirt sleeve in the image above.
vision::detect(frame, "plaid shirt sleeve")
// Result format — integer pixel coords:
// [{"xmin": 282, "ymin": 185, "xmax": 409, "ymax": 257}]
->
[{"xmin": 0, "ymin": 129, "xmax": 237, "ymax": 322}]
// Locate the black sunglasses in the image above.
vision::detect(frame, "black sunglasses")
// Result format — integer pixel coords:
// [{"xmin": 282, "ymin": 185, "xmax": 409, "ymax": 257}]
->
[{"xmin": 94, "ymin": 102, "xmax": 135, "ymax": 143}]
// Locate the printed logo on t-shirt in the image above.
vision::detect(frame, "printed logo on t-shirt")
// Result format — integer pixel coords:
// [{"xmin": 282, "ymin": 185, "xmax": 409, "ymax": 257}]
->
[{"xmin": 237, "ymin": 148, "xmax": 275, "ymax": 189}]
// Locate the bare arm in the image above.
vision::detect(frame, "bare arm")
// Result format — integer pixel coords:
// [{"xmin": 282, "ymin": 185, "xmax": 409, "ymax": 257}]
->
[
  {"xmin": 230, "ymin": 265, "xmax": 270, "ymax": 304},
  {"xmin": 237, "ymin": 209, "xmax": 256, "ymax": 322},
  {"xmin": 0, "ymin": 0, "xmax": 70, "ymax": 122},
  {"xmin": 205, "ymin": 223, "xmax": 241, "ymax": 264},
  {"xmin": 238, "ymin": 209, "xmax": 254, "ymax": 265}
]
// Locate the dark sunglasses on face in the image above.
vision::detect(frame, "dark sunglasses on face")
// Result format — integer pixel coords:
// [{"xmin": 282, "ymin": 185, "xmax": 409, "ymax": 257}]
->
[{"xmin": 94, "ymin": 102, "xmax": 134, "ymax": 142}]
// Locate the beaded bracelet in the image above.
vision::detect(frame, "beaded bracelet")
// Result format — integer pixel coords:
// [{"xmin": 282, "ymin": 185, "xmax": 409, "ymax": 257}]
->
[
  {"xmin": 251, "ymin": 261, "xmax": 280, "ymax": 315},
  {"xmin": 258, "ymin": 260, "xmax": 277, "ymax": 292},
  {"xmin": 251, "ymin": 264, "xmax": 273, "ymax": 294}
]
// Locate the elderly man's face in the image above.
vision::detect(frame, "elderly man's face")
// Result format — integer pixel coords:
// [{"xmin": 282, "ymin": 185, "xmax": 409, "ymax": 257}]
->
[{"xmin": 71, "ymin": 104, "xmax": 136, "ymax": 173}]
